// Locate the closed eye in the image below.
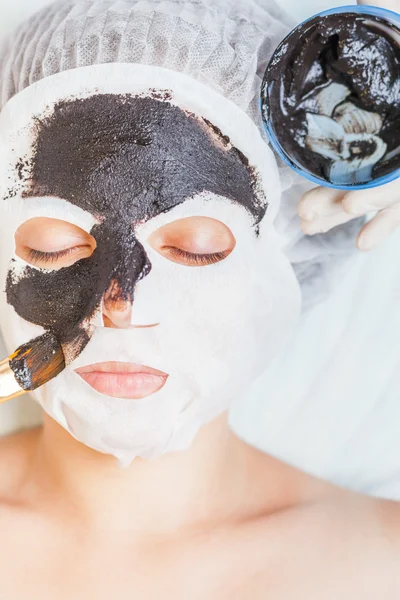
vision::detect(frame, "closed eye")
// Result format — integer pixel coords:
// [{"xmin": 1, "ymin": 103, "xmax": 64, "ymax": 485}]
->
[
  {"xmin": 148, "ymin": 216, "xmax": 236, "ymax": 267},
  {"xmin": 15, "ymin": 217, "xmax": 97, "ymax": 270}
]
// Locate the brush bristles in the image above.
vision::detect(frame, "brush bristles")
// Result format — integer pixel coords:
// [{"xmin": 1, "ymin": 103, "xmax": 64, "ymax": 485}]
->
[{"xmin": 9, "ymin": 333, "xmax": 66, "ymax": 391}]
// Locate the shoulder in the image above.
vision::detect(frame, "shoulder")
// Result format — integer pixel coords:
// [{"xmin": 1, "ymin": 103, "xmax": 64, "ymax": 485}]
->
[
  {"xmin": 263, "ymin": 490, "xmax": 400, "ymax": 557},
  {"xmin": 248, "ymin": 446, "xmax": 400, "ymax": 551},
  {"xmin": 249, "ymin": 493, "xmax": 400, "ymax": 598}
]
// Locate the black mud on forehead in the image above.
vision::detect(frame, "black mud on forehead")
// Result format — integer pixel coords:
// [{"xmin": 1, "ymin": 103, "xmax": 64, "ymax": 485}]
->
[
  {"xmin": 7, "ymin": 94, "xmax": 266, "ymax": 360},
  {"xmin": 24, "ymin": 94, "xmax": 266, "ymax": 220}
]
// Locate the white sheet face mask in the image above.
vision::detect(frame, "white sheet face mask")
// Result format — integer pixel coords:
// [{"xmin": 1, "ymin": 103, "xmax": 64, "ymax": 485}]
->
[{"xmin": 0, "ymin": 65, "xmax": 301, "ymax": 465}]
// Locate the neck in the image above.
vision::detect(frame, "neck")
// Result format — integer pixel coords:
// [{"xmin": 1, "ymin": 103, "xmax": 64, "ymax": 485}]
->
[{"xmin": 27, "ymin": 412, "xmax": 319, "ymax": 537}]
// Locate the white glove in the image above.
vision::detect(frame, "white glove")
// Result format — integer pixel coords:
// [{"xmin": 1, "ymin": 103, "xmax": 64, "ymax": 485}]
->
[
  {"xmin": 357, "ymin": 0, "xmax": 399, "ymax": 9},
  {"xmin": 299, "ymin": 178, "xmax": 400, "ymax": 251},
  {"xmin": 298, "ymin": 0, "xmax": 400, "ymax": 251}
]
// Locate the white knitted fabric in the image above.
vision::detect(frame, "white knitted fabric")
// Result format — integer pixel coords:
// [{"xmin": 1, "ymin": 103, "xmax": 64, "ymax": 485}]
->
[{"xmin": 0, "ymin": 0, "xmax": 293, "ymax": 129}]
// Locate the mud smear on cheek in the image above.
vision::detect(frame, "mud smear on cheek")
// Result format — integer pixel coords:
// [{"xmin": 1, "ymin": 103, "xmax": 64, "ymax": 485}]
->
[
  {"xmin": 6, "ymin": 223, "xmax": 150, "ymax": 361},
  {"xmin": 6, "ymin": 95, "xmax": 266, "ymax": 362}
]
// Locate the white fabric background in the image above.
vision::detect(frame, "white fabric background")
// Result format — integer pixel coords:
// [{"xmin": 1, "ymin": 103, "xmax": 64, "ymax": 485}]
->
[{"xmin": 3, "ymin": 0, "xmax": 400, "ymax": 500}]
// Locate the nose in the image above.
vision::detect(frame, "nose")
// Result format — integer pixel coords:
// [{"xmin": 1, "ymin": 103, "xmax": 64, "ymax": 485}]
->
[{"xmin": 102, "ymin": 280, "xmax": 132, "ymax": 329}]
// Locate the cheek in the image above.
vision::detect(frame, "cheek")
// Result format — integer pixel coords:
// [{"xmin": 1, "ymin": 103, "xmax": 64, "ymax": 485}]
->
[
  {"xmin": 0, "ymin": 200, "xmax": 102, "ymax": 348},
  {"xmin": 2, "ymin": 222, "xmax": 151, "ymax": 350},
  {"xmin": 5, "ymin": 261, "xmax": 101, "ymax": 337},
  {"xmin": 132, "ymin": 239, "xmax": 286, "ymax": 385},
  {"xmin": 0, "ymin": 289, "xmax": 44, "ymax": 357},
  {"xmin": 134, "ymin": 241, "xmax": 258, "ymax": 325}
]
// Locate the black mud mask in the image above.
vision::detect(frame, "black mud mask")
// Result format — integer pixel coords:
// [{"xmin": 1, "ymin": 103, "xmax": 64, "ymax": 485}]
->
[
  {"xmin": 6, "ymin": 95, "xmax": 267, "ymax": 359},
  {"xmin": 262, "ymin": 12, "xmax": 400, "ymax": 185}
]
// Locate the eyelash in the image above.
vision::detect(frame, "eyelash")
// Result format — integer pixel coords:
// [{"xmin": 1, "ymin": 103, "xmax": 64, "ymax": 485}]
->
[
  {"xmin": 27, "ymin": 247, "xmax": 83, "ymax": 264},
  {"xmin": 164, "ymin": 247, "xmax": 228, "ymax": 265}
]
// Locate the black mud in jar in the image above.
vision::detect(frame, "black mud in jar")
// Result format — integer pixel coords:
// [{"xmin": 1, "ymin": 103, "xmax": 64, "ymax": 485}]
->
[{"xmin": 261, "ymin": 5, "xmax": 400, "ymax": 190}]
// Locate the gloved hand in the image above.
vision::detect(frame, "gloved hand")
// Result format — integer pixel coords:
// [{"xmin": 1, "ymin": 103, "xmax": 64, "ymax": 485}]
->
[
  {"xmin": 298, "ymin": 0, "xmax": 400, "ymax": 251},
  {"xmin": 298, "ymin": 178, "xmax": 400, "ymax": 251},
  {"xmin": 357, "ymin": 0, "xmax": 398, "ymax": 9}
]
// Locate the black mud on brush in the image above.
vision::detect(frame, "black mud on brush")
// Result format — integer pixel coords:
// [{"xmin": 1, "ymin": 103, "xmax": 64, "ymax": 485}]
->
[{"xmin": 9, "ymin": 332, "xmax": 66, "ymax": 391}]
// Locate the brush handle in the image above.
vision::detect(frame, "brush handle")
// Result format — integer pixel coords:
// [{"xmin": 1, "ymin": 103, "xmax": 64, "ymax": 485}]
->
[{"xmin": 0, "ymin": 358, "xmax": 25, "ymax": 403}]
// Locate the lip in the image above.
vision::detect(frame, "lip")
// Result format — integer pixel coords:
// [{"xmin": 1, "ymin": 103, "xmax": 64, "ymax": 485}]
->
[{"xmin": 75, "ymin": 361, "xmax": 168, "ymax": 399}]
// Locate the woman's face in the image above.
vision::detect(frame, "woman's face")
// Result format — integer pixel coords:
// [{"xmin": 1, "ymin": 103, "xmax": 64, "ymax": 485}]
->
[{"xmin": 0, "ymin": 66, "xmax": 300, "ymax": 464}]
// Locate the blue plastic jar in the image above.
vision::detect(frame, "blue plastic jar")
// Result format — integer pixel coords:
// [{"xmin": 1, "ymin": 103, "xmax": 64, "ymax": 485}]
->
[{"xmin": 261, "ymin": 5, "xmax": 400, "ymax": 190}]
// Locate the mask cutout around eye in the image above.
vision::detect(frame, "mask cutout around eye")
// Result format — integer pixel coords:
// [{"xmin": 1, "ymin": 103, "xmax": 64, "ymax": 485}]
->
[
  {"xmin": 15, "ymin": 217, "xmax": 97, "ymax": 270},
  {"xmin": 148, "ymin": 216, "xmax": 236, "ymax": 267}
]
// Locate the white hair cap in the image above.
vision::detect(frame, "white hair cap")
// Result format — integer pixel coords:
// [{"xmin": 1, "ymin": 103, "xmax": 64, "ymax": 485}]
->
[{"xmin": 0, "ymin": 0, "xmax": 293, "ymax": 128}]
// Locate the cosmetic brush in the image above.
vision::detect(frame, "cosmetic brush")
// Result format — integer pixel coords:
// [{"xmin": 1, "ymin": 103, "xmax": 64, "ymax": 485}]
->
[{"xmin": 0, "ymin": 332, "xmax": 65, "ymax": 404}]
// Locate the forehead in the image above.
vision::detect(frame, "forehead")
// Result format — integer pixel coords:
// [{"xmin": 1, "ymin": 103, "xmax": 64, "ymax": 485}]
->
[{"xmin": 19, "ymin": 94, "xmax": 266, "ymax": 225}]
